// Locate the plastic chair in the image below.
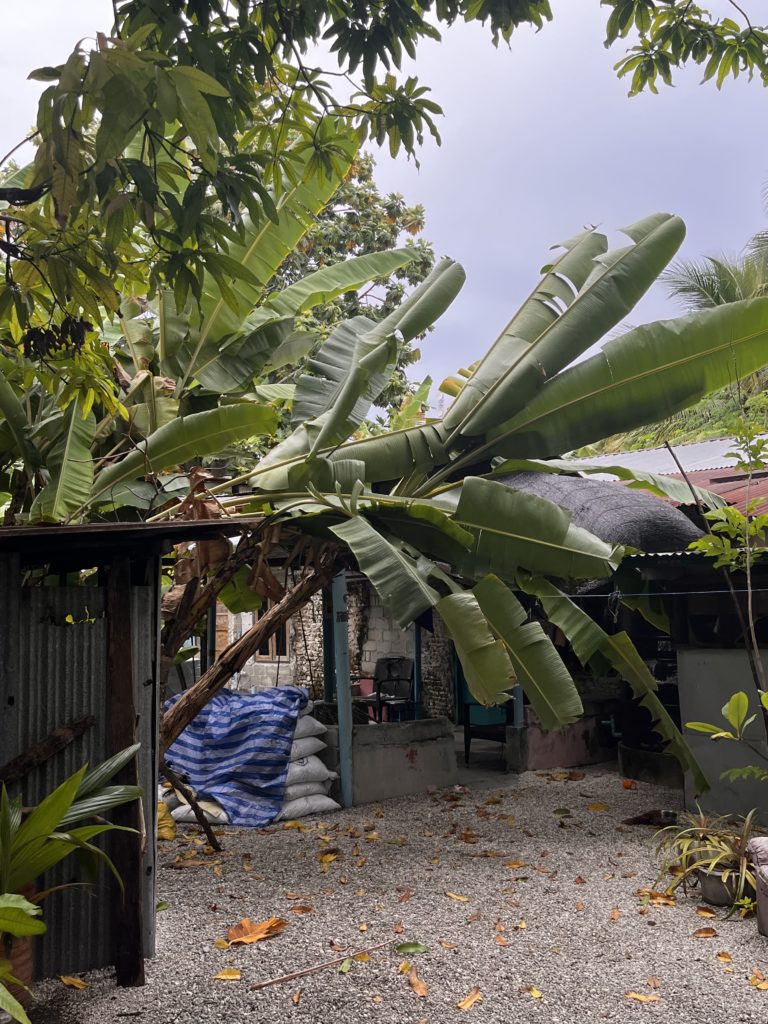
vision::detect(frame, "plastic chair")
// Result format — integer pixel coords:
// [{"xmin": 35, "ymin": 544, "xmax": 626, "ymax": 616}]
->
[{"xmin": 359, "ymin": 656, "xmax": 414, "ymax": 723}]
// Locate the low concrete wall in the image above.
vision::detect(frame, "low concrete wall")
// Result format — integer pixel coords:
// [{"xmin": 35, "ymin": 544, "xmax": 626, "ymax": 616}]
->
[{"xmin": 323, "ymin": 717, "xmax": 457, "ymax": 805}]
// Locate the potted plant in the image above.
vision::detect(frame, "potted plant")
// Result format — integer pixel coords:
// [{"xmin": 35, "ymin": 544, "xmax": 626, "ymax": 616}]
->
[
  {"xmin": 655, "ymin": 807, "xmax": 760, "ymax": 913},
  {"xmin": 0, "ymin": 744, "xmax": 143, "ymax": 1022}
]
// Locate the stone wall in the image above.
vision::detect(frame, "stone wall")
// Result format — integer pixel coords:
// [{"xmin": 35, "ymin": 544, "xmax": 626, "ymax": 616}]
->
[
  {"xmin": 290, "ymin": 593, "xmax": 324, "ymax": 698},
  {"xmin": 421, "ymin": 613, "xmax": 455, "ymax": 720}
]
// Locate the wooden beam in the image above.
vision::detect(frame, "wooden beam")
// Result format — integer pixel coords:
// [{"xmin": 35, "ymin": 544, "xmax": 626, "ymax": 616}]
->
[
  {"xmin": 0, "ymin": 715, "xmax": 95, "ymax": 786},
  {"xmin": 107, "ymin": 557, "xmax": 145, "ymax": 987}
]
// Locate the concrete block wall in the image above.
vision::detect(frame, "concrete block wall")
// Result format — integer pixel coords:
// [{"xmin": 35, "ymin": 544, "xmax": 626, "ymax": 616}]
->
[{"xmin": 421, "ymin": 614, "xmax": 455, "ymax": 720}]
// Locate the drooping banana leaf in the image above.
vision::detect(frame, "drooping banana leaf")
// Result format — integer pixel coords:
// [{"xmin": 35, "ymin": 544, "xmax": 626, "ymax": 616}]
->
[
  {"xmin": 29, "ymin": 397, "xmax": 96, "ymax": 522},
  {"xmin": 490, "ymin": 457, "xmax": 727, "ymax": 508},
  {"xmin": 473, "ymin": 574, "xmax": 584, "ymax": 728},
  {"xmin": 485, "ymin": 297, "xmax": 768, "ymax": 460},
  {"xmin": 90, "ymin": 404, "xmax": 278, "ymax": 505},
  {"xmin": 330, "ymin": 515, "xmax": 442, "ymax": 628},
  {"xmin": 443, "ymin": 214, "xmax": 684, "ymax": 444},
  {"xmin": 436, "ymin": 588, "xmax": 515, "ymax": 706},
  {"xmin": 517, "ymin": 572, "xmax": 708, "ymax": 793},
  {"xmin": 437, "ymin": 477, "xmax": 623, "ymax": 580}
]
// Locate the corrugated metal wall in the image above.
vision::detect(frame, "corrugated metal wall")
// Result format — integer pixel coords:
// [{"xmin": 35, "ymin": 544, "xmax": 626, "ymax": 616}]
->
[{"xmin": 0, "ymin": 553, "xmax": 157, "ymax": 978}]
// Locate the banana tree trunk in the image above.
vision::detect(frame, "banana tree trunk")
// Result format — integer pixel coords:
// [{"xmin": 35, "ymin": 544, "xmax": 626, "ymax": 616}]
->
[{"xmin": 160, "ymin": 561, "xmax": 336, "ymax": 753}]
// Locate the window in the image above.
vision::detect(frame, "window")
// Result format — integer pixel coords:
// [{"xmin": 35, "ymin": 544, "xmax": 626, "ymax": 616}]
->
[{"xmin": 255, "ymin": 603, "xmax": 290, "ymax": 661}]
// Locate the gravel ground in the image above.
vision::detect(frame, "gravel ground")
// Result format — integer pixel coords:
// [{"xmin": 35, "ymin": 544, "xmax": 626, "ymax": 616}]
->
[{"xmin": 30, "ymin": 766, "xmax": 768, "ymax": 1024}]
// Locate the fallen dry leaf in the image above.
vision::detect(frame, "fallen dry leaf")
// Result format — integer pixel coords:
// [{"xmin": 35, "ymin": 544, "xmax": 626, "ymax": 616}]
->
[
  {"xmin": 522, "ymin": 985, "xmax": 542, "ymax": 999},
  {"xmin": 318, "ymin": 851, "xmax": 338, "ymax": 864},
  {"xmin": 457, "ymin": 986, "xmax": 483, "ymax": 1010},
  {"xmin": 445, "ymin": 891, "xmax": 470, "ymax": 902},
  {"xmin": 439, "ymin": 940, "xmax": 456, "ymax": 950},
  {"xmin": 610, "ymin": 908, "xmax": 621, "ymax": 922},
  {"xmin": 484, "ymin": 795, "xmax": 502, "ymax": 805},
  {"xmin": 408, "ymin": 967, "xmax": 428, "ymax": 997},
  {"xmin": 495, "ymin": 934, "xmax": 510, "ymax": 947},
  {"xmin": 716, "ymin": 951, "xmax": 733, "ymax": 964},
  {"xmin": 515, "ymin": 919, "xmax": 527, "ymax": 931},
  {"xmin": 574, "ymin": 875, "xmax": 587, "ymax": 885},
  {"xmin": 693, "ymin": 927, "xmax": 718, "ymax": 939},
  {"xmin": 398, "ymin": 961, "xmax": 411, "ymax": 974},
  {"xmin": 285, "ymin": 891, "xmax": 302, "ymax": 900},
  {"xmin": 358, "ymin": 923, "xmax": 368, "ymax": 932},
  {"xmin": 575, "ymin": 901, "xmax": 586, "ymax": 912},
  {"xmin": 504, "ymin": 860, "xmax": 527, "ymax": 870},
  {"xmin": 635, "ymin": 888, "xmax": 676, "ymax": 907},
  {"xmin": 289, "ymin": 905, "xmax": 314, "ymax": 915},
  {"xmin": 647, "ymin": 976, "xmax": 661, "ymax": 989},
  {"xmin": 695, "ymin": 906, "xmax": 717, "ymax": 918},
  {"xmin": 227, "ymin": 916, "xmax": 287, "ymax": 945},
  {"xmin": 466, "ymin": 910, "xmax": 482, "ymax": 923},
  {"xmin": 625, "ymin": 992, "xmax": 661, "ymax": 1003},
  {"xmin": 354, "ymin": 952, "xmax": 371, "ymax": 963},
  {"xmin": 394, "ymin": 921, "xmax": 404, "ymax": 934},
  {"xmin": 213, "ymin": 968, "xmax": 241, "ymax": 981},
  {"xmin": 59, "ymin": 976, "xmax": 88, "ymax": 990},
  {"xmin": 398, "ymin": 887, "xmax": 413, "ymax": 903},
  {"xmin": 213, "ymin": 938, "xmax": 230, "ymax": 950},
  {"xmin": 587, "ymin": 803, "xmax": 609, "ymax": 812},
  {"xmin": 750, "ymin": 968, "xmax": 768, "ymax": 990},
  {"xmin": 372, "ymin": 995, "xmax": 383, "ymax": 1004},
  {"xmin": 622, "ymin": 779, "xmax": 638, "ymax": 790},
  {"xmin": 291, "ymin": 989, "xmax": 303, "ymax": 1006}
]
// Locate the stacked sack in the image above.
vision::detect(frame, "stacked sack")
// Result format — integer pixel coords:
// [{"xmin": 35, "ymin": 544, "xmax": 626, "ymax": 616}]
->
[
  {"xmin": 277, "ymin": 701, "xmax": 341, "ymax": 820},
  {"xmin": 159, "ymin": 781, "xmax": 230, "ymax": 825}
]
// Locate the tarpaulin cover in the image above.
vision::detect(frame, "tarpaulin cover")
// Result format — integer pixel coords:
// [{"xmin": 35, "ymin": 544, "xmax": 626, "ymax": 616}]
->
[{"xmin": 165, "ymin": 686, "xmax": 307, "ymax": 827}]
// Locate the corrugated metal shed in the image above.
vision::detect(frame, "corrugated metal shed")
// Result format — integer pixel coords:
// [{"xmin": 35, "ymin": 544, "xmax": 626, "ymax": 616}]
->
[
  {"xmin": 0, "ymin": 552, "xmax": 158, "ymax": 980},
  {"xmin": 581, "ymin": 436, "xmax": 768, "ymax": 513},
  {"xmin": 583, "ymin": 435, "xmax": 766, "ymax": 474}
]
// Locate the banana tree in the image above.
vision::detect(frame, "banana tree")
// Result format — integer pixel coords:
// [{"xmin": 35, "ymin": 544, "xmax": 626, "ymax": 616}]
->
[{"xmin": 158, "ymin": 212, "xmax": 768, "ymax": 788}]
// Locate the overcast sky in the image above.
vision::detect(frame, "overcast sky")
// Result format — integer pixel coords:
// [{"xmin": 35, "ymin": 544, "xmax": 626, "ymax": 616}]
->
[{"xmin": 2, "ymin": 1, "xmax": 766, "ymax": 404}]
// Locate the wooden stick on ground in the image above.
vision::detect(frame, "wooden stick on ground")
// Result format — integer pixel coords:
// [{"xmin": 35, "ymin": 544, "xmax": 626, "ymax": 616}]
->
[
  {"xmin": 250, "ymin": 941, "xmax": 393, "ymax": 991},
  {"xmin": 160, "ymin": 758, "xmax": 222, "ymax": 853},
  {"xmin": 0, "ymin": 714, "xmax": 95, "ymax": 786}
]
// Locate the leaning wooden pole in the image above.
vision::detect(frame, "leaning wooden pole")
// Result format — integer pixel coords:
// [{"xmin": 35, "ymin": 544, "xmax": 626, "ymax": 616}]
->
[{"xmin": 160, "ymin": 558, "xmax": 336, "ymax": 754}]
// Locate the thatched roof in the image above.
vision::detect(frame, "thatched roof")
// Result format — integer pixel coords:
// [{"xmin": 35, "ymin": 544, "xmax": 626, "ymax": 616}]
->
[{"xmin": 497, "ymin": 471, "xmax": 703, "ymax": 553}]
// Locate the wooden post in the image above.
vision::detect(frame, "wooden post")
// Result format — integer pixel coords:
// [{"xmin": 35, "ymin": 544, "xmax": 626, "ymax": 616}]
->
[
  {"xmin": 107, "ymin": 557, "xmax": 145, "ymax": 987},
  {"xmin": 332, "ymin": 573, "xmax": 354, "ymax": 808}
]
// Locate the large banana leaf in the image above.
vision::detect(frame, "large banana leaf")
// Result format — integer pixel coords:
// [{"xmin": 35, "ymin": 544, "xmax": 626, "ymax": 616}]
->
[
  {"xmin": 517, "ymin": 572, "xmax": 708, "ymax": 793},
  {"xmin": 174, "ymin": 139, "xmax": 357, "ymax": 395},
  {"xmin": 90, "ymin": 404, "xmax": 278, "ymax": 505},
  {"xmin": 30, "ymin": 397, "xmax": 96, "ymax": 522},
  {"xmin": 0, "ymin": 367, "xmax": 38, "ymax": 468},
  {"xmin": 485, "ymin": 297, "xmax": 768, "ymax": 460},
  {"xmin": 330, "ymin": 515, "xmax": 441, "ymax": 628},
  {"xmin": 438, "ymin": 477, "xmax": 623, "ymax": 580},
  {"xmin": 491, "ymin": 457, "xmax": 727, "ymax": 508},
  {"xmin": 436, "ymin": 589, "xmax": 515, "ymax": 706},
  {"xmin": 443, "ymin": 214, "xmax": 684, "ymax": 444},
  {"xmin": 327, "ymin": 422, "xmax": 451, "ymax": 484},
  {"xmin": 263, "ymin": 248, "xmax": 418, "ymax": 318},
  {"xmin": 473, "ymin": 574, "xmax": 583, "ymax": 728}
]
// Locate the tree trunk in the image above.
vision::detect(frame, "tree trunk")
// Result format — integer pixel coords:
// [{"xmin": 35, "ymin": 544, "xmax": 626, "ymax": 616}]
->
[{"xmin": 160, "ymin": 561, "xmax": 335, "ymax": 753}]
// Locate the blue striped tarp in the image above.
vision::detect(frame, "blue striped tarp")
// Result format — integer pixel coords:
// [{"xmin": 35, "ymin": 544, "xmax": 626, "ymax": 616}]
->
[{"xmin": 164, "ymin": 686, "xmax": 307, "ymax": 827}]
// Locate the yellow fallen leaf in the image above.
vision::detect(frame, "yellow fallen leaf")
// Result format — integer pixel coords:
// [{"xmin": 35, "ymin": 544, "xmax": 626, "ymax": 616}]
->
[
  {"xmin": 523, "ymin": 985, "xmax": 542, "ymax": 999},
  {"xmin": 504, "ymin": 860, "xmax": 527, "ymax": 870},
  {"xmin": 291, "ymin": 989, "xmax": 303, "ymax": 1005},
  {"xmin": 365, "ymin": 832, "xmax": 380, "ymax": 842},
  {"xmin": 693, "ymin": 927, "xmax": 718, "ymax": 939},
  {"xmin": 515, "ymin": 919, "xmax": 527, "ymax": 930},
  {"xmin": 445, "ymin": 891, "xmax": 469, "ymax": 902},
  {"xmin": 503, "ymin": 815, "xmax": 516, "ymax": 825},
  {"xmin": 695, "ymin": 906, "xmax": 717, "ymax": 918},
  {"xmin": 283, "ymin": 820, "xmax": 306, "ymax": 830},
  {"xmin": 625, "ymin": 992, "xmax": 661, "ymax": 1003},
  {"xmin": 588, "ymin": 803, "xmax": 609, "ymax": 812},
  {"xmin": 318, "ymin": 852, "xmax": 338, "ymax": 864},
  {"xmin": 213, "ymin": 938, "xmax": 230, "ymax": 950},
  {"xmin": 59, "ymin": 976, "xmax": 88, "ymax": 990},
  {"xmin": 484, "ymin": 796, "xmax": 502, "ymax": 805},
  {"xmin": 157, "ymin": 801, "xmax": 177, "ymax": 841},
  {"xmin": 227, "ymin": 916, "xmax": 288, "ymax": 945},
  {"xmin": 457, "ymin": 986, "xmax": 483, "ymax": 1010},
  {"xmin": 353, "ymin": 951, "xmax": 371, "ymax": 963},
  {"xmin": 358, "ymin": 923, "xmax": 368, "ymax": 932},
  {"xmin": 399, "ymin": 960, "xmax": 411, "ymax": 974},
  {"xmin": 716, "ymin": 951, "xmax": 733, "ymax": 963},
  {"xmin": 213, "ymin": 969, "xmax": 241, "ymax": 981},
  {"xmin": 408, "ymin": 966, "xmax": 428, "ymax": 997},
  {"xmin": 212, "ymin": 864, "xmax": 223, "ymax": 877},
  {"xmin": 438, "ymin": 940, "xmax": 456, "ymax": 949}
]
